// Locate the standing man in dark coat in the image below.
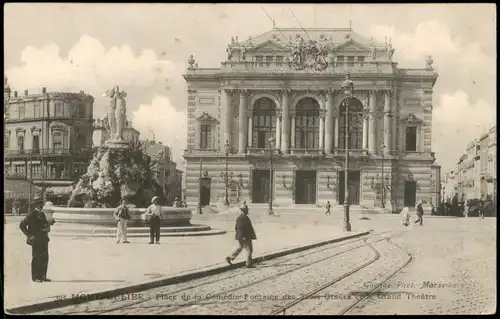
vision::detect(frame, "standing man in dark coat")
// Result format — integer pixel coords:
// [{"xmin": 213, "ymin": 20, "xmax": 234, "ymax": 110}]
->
[
  {"xmin": 19, "ymin": 197, "xmax": 51, "ymax": 282},
  {"xmin": 226, "ymin": 201, "xmax": 257, "ymax": 268},
  {"xmin": 414, "ymin": 201, "xmax": 424, "ymax": 226}
]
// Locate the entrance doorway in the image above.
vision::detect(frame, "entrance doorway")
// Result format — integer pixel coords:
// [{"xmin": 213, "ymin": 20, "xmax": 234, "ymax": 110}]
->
[
  {"xmin": 200, "ymin": 177, "xmax": 211, "ymax": 207},
  {"xmin": 338, "ymin": 171, "xmax": 361, "ymax": 205},
  {"xmin": 252, "ymin": 170, "xmax": 271, "ymax": 203},
  {"xmin": 295, "ymin": 170, "xmax": 317, "ymax": 204},
  {"xmin": 404, "ymin": 181, "xmax": 417, "ymax": 207}
]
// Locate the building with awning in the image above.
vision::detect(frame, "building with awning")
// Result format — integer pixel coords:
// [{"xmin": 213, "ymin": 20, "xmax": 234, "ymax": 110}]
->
[{"xmin": 4, "ymin": 179, "xmax": 42, "ymax": 200}]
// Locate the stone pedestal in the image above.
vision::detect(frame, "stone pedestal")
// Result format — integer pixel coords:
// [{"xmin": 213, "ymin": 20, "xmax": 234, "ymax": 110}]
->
[{"xmin": 104, "ymin": 139, "xmax": 130, "ymax": 148}]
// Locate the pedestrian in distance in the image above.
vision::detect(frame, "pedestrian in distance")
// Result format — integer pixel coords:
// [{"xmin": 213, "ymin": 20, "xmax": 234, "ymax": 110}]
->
[
  {"xmin": 19, "ymin": 197, "xmax": 51, "ymax": 283},
  {"xmin": 414, "ymin": 201, "xmax": 424, "ymax": 226},
  {"xmin": 325, "ymin": 201, "xmax": 331, "ymax": 215},
  {"xmin": 114, "ymin": 198, "xmax": 131, "ymax": 244},
  {"xmin": 400, "ymin": 206, "xmax": 411, "ymax": 227},
  {"xmin": 226, "ymin": 201, "xmax": 257, "ymax": 268},
  {"xmin": 478, "ymin": 199, "xmax": 485, "ymax": 219},
  {"xmin": 173, "ymin": 197, "xmax": 181, "ymax": 208},
  {"xmin": 145, "ymin": 196, "xmax": 162, "ymax": 244}
]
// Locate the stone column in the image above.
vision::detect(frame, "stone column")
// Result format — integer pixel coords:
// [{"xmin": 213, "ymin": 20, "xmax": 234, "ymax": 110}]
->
[
  {"xmin": 334, "ymin": 117, "xmax": 339, "ymax": 149},
  {"xmin": 319, "ymin": 114, "xmax": 325, "ymax": 150},
  {"xmin": 276, "ymin": 116, "xmax": 281, "ymax": 148},
  {"xmin": 238, "ymin": 90, "xmax": 247, "ymax": 154},
  {"xmin": 247, "ymin": 115, "xmax": 253, "ymax": 148},
  {"xmin": 290, "ymin": 114, "xmax": 296, "ymax": 149},
  {"xmin": 222, "ymin": 89, "xmax": 233, "ymax": 151},
  {"xmin": 324, "ymin": 90, "xmax": 334, "ymax": 154},
  {"xmin": 383, "ymin": 90, "xmax": 392, "ymax": 154},
  {"xmin": 195, "ymin": 122, "xmax": 201, "ymax": 149},
  {"xmin": 281, "ymin": 89, "xmax": 290, "ymax": 153},
  {"xmin": 368, "ymin": 90, "xmax": 377, "ymax": 154},
  {"xmin": 362, "ymin": 114, "xmax": 369, "ymax": 149}
]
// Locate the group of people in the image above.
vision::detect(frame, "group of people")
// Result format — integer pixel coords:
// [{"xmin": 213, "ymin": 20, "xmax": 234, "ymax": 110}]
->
[
  {"xmin": 114, "ymin": 196, "xmax": 183, "ymax": 244},
  {"xmin": 400, "ymin": 201, "xmax": 425, "ymax": 227}
]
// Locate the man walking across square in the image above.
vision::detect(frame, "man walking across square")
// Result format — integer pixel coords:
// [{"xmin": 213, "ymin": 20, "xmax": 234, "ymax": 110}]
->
[
  {"xmin": 19, "ymin": 197, "xmax": 51, "ymax": 282},
  {"xmin": 325, "ymin": 201, "xmax": 331, "ymax": 215},
  {"xmin": 145, "ymin": 196, "xmax": 162, "ymax": 244},
  {"xmin": 226, "ymin": 201, "xmax": 257, "ymax": 268},
  {"xmin": 114, "ymin": 198, "xmax": 131, "ymax": 243},
  {"xmin": 414, "ymin": 201, "xmax": 424, "ymax": 226}
]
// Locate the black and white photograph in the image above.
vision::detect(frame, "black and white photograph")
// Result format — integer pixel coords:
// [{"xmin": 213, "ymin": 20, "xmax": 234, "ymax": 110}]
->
[{"xmin": 4, "ymin": 3, "xmax": 496, "ymax": 315}]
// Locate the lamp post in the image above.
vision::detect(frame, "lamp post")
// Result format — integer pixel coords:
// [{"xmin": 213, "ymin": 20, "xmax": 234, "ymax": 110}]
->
[
  {"xmin": 380, "ymin": 143, "xmax": 386, "ymax": 208},
  {"xmin": 341, "ymin": 73, "xmax": 353, "ymax": 232},
  {"xmin": 197, "ymin": 157, "xmax": 203, "ymax": 214},
  {"xmin": 223, "ymin": 140, "xmax": 230, "ymax": 206},
  {"xmin": 268, "ymin": 135, "xmax": 276, "ymax": 215}
]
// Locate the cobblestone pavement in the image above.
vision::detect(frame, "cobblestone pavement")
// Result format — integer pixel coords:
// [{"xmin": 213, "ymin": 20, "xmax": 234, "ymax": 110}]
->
[
  {"xmin": 34, "ymin": 233, "xmax": 386, "ymax": 315},
  {"xmin": 27, "ymin": 217, "xmax": 497, "ymax": 315}
]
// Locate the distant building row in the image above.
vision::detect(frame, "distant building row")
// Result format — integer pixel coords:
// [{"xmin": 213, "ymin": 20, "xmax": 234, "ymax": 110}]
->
[
  {"xmin": 442, "ymin": 126, "xmax": 496, "ymax": 203},
  {"xmin": 4, "ymin": 77, "xmax": 182, "ymax": 205}
]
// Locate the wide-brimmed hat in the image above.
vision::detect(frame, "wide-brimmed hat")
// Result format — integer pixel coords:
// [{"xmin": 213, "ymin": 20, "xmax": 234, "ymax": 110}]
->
[{"xmin": 151, "ymin": 196, "xmax": 159, "ymax": 203}]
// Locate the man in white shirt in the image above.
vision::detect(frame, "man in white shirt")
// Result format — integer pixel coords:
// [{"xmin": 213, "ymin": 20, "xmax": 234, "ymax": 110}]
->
[
  {"xmin": 145, "ymin": 196, "xmax": 162, "ymax": 244},
  {"xmin": 114, "ymin": 198, "xmax": 131, "ymax": 244}
]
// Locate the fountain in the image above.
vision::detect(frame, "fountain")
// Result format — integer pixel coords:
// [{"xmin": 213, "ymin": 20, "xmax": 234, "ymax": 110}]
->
[{"xmin": 43, "ymin": 86, "xmax": 224, "ymax": 237}]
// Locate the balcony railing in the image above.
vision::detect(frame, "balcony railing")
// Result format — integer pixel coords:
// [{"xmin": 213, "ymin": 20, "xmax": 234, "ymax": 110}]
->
[
  {"xmin": 4, "ymin": 170, "xmax": 81, "ymax": 180},
  {"xmin": 5, "ymin": 148, "xmax": 93, "ymax": 157},
  {"xmin": 290, "ymin": 148, "xmax": 324, "ymax": 157},
  {"xmin": 219, "ymin": 61, "xmax": 396, "ymax": 74}
]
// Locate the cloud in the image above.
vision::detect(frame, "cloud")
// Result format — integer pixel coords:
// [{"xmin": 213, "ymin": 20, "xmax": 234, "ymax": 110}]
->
[
  {"xmin": 370, "ymin": 20, "xmax": 496, "ymax": 174},
  {"xmin": 5, "ymin": 35, "xmax": 188, "ymax": 165},
  {"xmin": 432, "ymin": 91, "xmax": 496, "ymax": 173},
  {"xmin": 131, "ymin": 95, "xmax": 187, "ymax": 168}
]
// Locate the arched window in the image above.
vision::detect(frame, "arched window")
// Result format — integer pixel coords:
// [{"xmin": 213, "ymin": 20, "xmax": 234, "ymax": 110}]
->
[
  {"xmin": 338, "ymin": 98, "xmax": 363, "ymax": 150},
  {"xmin": 252, "ymin": 97, "xmax": 277, "ymax": 149},
  {"xmin": 295, "ymin": 97, "xmax": 320, "ymax": 149}
]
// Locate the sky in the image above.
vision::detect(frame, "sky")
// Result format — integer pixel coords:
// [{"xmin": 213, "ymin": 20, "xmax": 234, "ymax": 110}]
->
[{"xmin": 4, "ymin": 3, "xmax": 496, "ymax": 173}]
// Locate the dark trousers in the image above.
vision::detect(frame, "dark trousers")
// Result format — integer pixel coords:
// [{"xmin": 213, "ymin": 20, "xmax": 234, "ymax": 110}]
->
[
  {"xmin": 326, "ymin": 208, "xmax": 331, "ymax": 215},
  {"xmin": 32, "ymin": 239, "xmax": 49, "ymax": 280},
  {"xmin": 414, "ymin": 214, "xmax": 423, "ymax": 225},
  {"xmin": 149, "ymin": 216, "xmax": 161, "ymax": 242},
  {"xmin": 229, "ymin": 239, "xmax": 253, "ymax": 266}
]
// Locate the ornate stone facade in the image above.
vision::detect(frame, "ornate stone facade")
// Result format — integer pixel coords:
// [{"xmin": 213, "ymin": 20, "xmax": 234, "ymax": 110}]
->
[{"xmin": 183, "ymin": 27, "xmax": 439, "ymax": 212}]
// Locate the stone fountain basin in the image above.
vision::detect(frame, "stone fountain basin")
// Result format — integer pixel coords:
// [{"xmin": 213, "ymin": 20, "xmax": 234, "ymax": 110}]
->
[{"xmin": 43, "ymin": 204, "xmax": 193, "ymax": 227}]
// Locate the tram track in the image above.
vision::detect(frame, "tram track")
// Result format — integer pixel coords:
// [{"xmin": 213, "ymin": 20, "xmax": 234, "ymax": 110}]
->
[
  {"xmin": 271, "ymin": 231, "xmax": 413, "ymax": 316},
  {"xmin": 88, "ymin": 231, "xmax": 400, "ymax": 315},
  {"xmin": 42, "ymin": 231, "xmax": 393, "ymax": 315}
]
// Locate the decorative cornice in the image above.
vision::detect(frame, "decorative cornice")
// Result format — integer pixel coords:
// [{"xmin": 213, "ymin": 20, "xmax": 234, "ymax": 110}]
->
[
  {"xmin": 196, "ymin": 112, "xmax": 220, "ymax": 124},
  {"xmin": 402, "ymin": 113, "xmax": 423, "ymax": 124}
]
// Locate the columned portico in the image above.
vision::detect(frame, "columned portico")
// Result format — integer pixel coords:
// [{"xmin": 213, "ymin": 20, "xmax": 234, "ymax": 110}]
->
[
  {"xmin": 238, "ymin": 90, "xmax": 248, "ymax": 154},
  {"xmin": 324, "ymin": 91, "xmax": 334, "ymax": 154},
  {"xmin": 222, "ymin": 89, "xmax": 233, "ymax": 151},
  {"xmin": 383, "ymin": 90, "xmax": 392, "ymax": 153},
  {"xmin": 368, "ymin": 90, "xmax": 377, "ymax": 154},
  {"xmin": 183, "ymin": 26, "xmax": 439, "ymax": 214},
  {"xmin": 281, "ymin": 89, "xmax": 290, "ymax": 153}
]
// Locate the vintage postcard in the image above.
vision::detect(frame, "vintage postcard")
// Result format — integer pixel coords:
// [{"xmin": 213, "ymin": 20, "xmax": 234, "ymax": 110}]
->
[{"xmin": 4, "ymin": 3, "xmax": 496, "ymax": 315}]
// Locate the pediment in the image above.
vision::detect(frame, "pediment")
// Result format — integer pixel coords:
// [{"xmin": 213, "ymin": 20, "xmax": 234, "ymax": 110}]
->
[
  {"xmin": 196, "ymin": 112, "xmax": 219, "ymax": 124},
  {"xmin": 251, "ymin": 40, "xmax": 288, "ymax": 53},
  {"xmin": 335, "ymin": 39, "xmax": 369, "ymax": 53},
  {"xmin": 402, "ymin": 113, "xmax": 424, "ymax": 124}
]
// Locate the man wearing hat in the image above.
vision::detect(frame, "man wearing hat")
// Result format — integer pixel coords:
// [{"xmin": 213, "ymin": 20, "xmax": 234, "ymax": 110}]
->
[
  {"xmin": 19, "ymin": 197, "xmax": 51, "ymax": 282},
  {"xmin": 145, "ymin": 196, "xmax": 162, "ymax": 244},
  {"xmin": 114, "ymin": 198, "xmax": 131, "ymax": 244},
  {"xmin": 414, "ymin": 201, "xmax": 424, "ymax": 226}
]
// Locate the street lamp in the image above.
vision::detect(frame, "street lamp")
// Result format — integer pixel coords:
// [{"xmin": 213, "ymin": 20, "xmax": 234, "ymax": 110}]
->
[
  {"xmin": 268, "ymin": 135, "xmax": 277, "ymax": 215},
  {"xmin": 380, "ymin": 143, "xmax": 386, "ymax": 208},
  {"xmin": 197, "ymin": 157, "xmax": 203, "ymax": 214},
  {"xmin": 223, "ymin": 140, "xmax": 231, "ymax": 206},
  {"xmin": 341, "ymin": 73, "xmax": 353, "ymax": 232}
]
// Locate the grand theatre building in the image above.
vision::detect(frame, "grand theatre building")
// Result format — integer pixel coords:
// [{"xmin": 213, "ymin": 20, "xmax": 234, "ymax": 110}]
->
[{"xmin": 183, "ymin": 27, "xmax": 441, "ymax": 212}]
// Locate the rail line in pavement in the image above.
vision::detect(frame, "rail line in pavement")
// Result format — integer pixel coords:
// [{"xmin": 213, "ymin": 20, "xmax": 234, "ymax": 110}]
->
[
  {"xmin": 39, "ymin": 231, "xmax": 391, "ymax": 315},
  {"xmin": 271, "ymin": 231, "xmax": 412, "ymax": 315},
  {"xmin": 85, "ymin": 231, "xmax": 399, "ymax": 315}
]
